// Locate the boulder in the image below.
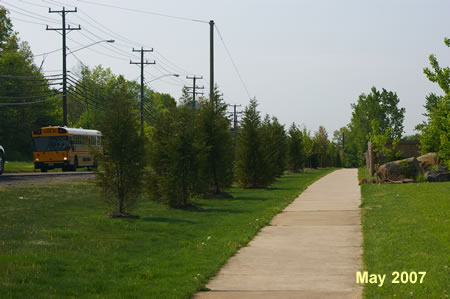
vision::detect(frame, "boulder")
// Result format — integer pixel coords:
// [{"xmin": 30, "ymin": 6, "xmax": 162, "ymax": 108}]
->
[
  {"xmin": 425, "ymin": 167, "xmax": 450, "ymax": 182},
  {"xmin": 376, "ymin": 157, "xmax": 421, "ymax": 182},
  {"xmin": 416, "ymin": 152, "xmax": 440, "ymax": 172}
]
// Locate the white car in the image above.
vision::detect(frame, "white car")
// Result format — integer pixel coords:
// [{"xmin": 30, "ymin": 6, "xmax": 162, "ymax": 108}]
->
[{"xmin": 0, "ymin": 145, "xmax": 4, "ymax": 175}]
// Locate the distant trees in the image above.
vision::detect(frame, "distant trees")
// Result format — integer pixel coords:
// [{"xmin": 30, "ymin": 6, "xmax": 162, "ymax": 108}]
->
[
  {"xmin": 314, "ymin": 126, "xmax": 329, "ymax": 168},
  {"xmin": 334, "ymin": 87, "xmax": 406, "ymax": 166},
  {"xmin": 94, "ymin": 76, "xmax": 146, "ymax": 217},
  {"xmin": 287, "ymin": 123, "xmax": 305, "ymax": 172},
  {"xmin": 417, "ymin": 38, "xmax": 450, "ymax": 166},
  {"xmin": 0, "ymin": 7, "xmax": 61, "ymax": 160}
]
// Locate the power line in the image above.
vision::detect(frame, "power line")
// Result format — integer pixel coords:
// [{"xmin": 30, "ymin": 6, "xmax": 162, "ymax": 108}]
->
[
  {"xmin": 43, "ymin": 0, "xmax": 196, "ymax": 79},
  {"xmin": 0, "ymin": 75, "xmax": 63, "ymax": 81},
  {"xmin": 215, "ymin": 24, "xmax": 252, "ymax": 100},
  {"xmin": 0, "ymin": 90, "xmax": 62, "ymax": 100},
  {"xmin": 17, "ymin": 0, "xmax": 49, "ymax": 9},
  {"xmin": 66, "ymin": 75, "xmax": 108, "ymax": 102},
  {"xmin": 66, "ymin": 36, "xmax": 129, "ymax": 62},
  {"xmin": 9, "ymin": 16, "xmax": 47, "ymax": 26},
  {"xmin": 0, "ymin": 0, "xmax": 60, "ymax": 23},
  {"xmin": 72, "ymin": 0, "xmax": 208, "ymax": 23},
  {"xmin": 34, "ymin": 47, "xmax": 62, "ymax": 57},
  {"xmin": 0, "ymin": 93, "xmax": 64, "ymax": 106}
]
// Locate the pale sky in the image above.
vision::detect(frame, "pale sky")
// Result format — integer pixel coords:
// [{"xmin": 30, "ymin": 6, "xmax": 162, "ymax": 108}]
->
[{"xmin": 3, "ymin": 0, "xmax": 450, "ymax": 136}]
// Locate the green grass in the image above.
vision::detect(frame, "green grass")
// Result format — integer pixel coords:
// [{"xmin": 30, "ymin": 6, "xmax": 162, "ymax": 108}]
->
[
  {"xmin": 3, "ymin": 161, "xmax": 36, "ymax": 173},
  {"xmin": 358, "ymin": 167, "xmax": 371, "ymax": 181},
  {"xmin": 361, "ymin": 173, "xmax": 449, "ymax": 298},
  {"xmin": 0, "ymin": 169, "xmax": 334, "ymax": 298}
]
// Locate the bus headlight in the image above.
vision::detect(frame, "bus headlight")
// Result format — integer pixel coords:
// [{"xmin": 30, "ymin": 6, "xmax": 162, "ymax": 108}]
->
[
  {"xmin": 35, "ymin": 158, "xmax": 39, "ymax": 162},
  {"xmin": 64, "ymin": 157, "xmax": 68, "ymax": 161}
]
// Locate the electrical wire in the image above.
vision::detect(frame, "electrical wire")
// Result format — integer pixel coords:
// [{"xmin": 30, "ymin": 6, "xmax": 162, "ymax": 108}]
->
[
  {"xmin": 0, "ymin": 73, "xmax": 62, "ymax": 79},
  {"xmin": 66, "ymin": 78, "xmax": 107, "ymax": 103},
  {"xmin": 0, "ymin": 90, "xmax": 62, "ymax": 100},
  {"xmin": 9, "ymin": 16, "xmax": 47, "ymax": 26},
  {"xmin": 44, "ymin": 0, "xmax": 196, "ymax": 78},
  {"xmin": 66, "ymin": 74, "xmax": 109, "ymax": 101},
  {"xmin": 34, "ymin": 47, "xmax": 62, "ymax": 57},
  {"xmin": 215, "ymin": 24, "xmax": 252, "ymax": 100},
  {"xmin": 17, "ymin": 0, "xmax": 49, "ymax": 9},
  {"xmin": 0, "ymin": 0, "xmax": 60, "ymax": 24},
  {"xmin": 67, "ymin": 0, "xmax": 208, "ymax": 23},
  {"xmin": 66, "ymin": 35, "xmax": 129, "ymax": 62},
  {"xmin": 0, "ymin": 93, "xmax": 64, "ymax": 105}
]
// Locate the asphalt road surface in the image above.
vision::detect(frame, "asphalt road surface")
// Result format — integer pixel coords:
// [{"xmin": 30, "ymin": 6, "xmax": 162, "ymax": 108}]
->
[{"xmin": 0, "ymin": 172, "xmax": 95, "ymax": 187}]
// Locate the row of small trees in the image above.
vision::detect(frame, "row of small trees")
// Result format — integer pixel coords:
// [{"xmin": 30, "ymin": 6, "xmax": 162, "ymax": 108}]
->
[{"xmin": 96, "ymin": 85, "xmax": 340, "ymax": 214}]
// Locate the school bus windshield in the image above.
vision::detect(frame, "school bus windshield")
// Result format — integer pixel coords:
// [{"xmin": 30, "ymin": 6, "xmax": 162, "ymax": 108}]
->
[{"xmin": 33, "ymin": 136, "xmax": 69, "ymax": 152}]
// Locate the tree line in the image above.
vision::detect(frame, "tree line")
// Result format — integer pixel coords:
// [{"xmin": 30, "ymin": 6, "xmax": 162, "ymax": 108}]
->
[{"xmin": 334, "ymin": 38, "xmax": 449, "ymax": 168}]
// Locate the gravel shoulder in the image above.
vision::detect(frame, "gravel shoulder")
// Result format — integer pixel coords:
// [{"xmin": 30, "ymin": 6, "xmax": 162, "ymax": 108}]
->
[{"xmin": 0, "ymin": 172, "xmax": 95, "ymax": 187}]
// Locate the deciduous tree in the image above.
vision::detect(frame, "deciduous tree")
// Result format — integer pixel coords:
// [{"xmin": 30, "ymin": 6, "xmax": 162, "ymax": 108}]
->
[{"xmin": 94, "ymin": 76, "xmax": 145, "ymax": 216}]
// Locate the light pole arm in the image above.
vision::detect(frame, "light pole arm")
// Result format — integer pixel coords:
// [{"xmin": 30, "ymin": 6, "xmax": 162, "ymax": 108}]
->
[
  {"xmin": 68, "ymin": 40, "xmax": 115, "ymax": 55},
  {"xmin": 146, "ymin": 73, "xmax": 179, "ymax": 84}
]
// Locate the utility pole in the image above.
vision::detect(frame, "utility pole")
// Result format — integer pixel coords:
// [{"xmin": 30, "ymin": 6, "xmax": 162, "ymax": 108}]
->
[
  {"xmin": 227, "ymin": 104, "xmax": 242, "ymax": 131},
  {"xmin": 47, "ymin": 7, "xmax": 80, "ymax": 127},
  {"xmin": 342, "ymin": 131, "xmax": 345, "ymax": 152},
  {"xmin": 209, "ymin": 20, "xmax": 214, "ymax": 102},
  {"xmin": 232, "ymin": 104, "xmax": 242, "ymax": 131},
  {"xmin": 186, "ymin": 75, "xmax": 203, "ymax": 109},
  {"xmin": 130, "ymin": 47, "xmax": 155, "ymax": 136}
]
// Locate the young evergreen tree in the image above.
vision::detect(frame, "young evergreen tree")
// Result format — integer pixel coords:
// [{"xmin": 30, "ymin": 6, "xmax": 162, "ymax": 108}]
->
[
  {"xmin": 260, "ymin": 116, "xmax": 287, "ymax": 179},
  {"xmin": 148, "ymin": 106, "xmax": 202, "ymax": 208},
  {"xmin": 197, "ymin": 86, "xmax": 234, "ymax": 195},
  {"xmin": 269, "ymin": 117, "xmax": 288, "ymax": 177},
  {"xmin": 94, "ymin": 76, "xmax": 145, "ymax": 217},
  {"xmin": 235, "ymin": 98, "xmax": 270, "ymax": 188},
  {"xmin": 287, "ymin": 123, "xmax": 305, "ymax": 172}
]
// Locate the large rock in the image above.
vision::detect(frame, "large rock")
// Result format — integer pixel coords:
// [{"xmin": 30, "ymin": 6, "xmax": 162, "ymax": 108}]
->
[
  {"xmin": 416, "ymin": 152, "xmax": 440, "ymax": 172},
  {"xmin": 425, "ymin": 166, "xmax": 450, "ymax": 182},
  {"xmin": 376, "ymin": 157, "xmax": 421, "ymax": 182}
]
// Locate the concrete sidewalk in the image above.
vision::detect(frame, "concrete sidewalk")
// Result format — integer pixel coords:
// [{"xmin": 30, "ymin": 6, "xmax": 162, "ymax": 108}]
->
[{"xmin": 195, "ymin": 169, "xmax": 362, "ymax": 299}]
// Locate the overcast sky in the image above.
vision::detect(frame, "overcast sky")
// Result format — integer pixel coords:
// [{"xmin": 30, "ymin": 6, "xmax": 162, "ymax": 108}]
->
[{"xmin": 3, "ymin": 0, "xmax": 450, "ymax": 136}]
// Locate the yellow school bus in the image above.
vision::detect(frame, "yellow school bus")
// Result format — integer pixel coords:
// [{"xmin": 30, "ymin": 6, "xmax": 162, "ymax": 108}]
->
[{"xmin": 32, "ymin": 126, "xmax": 102, "ymax": 172}]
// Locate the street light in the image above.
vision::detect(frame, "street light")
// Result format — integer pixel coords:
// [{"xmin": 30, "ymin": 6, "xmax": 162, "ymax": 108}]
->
[
  {"xmin": 68, "ymin": 40, "xmax": 115, "ymax": 55},
  {"xmin": 145, "ymin": 73, "xmax": 179, "ymax": 84}
]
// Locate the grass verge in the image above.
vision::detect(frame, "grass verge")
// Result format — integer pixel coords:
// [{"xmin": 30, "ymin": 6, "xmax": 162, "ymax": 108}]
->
[
  {"xmin": 0, "ymin": 168, "xmax": 334, "ymax": 298},
  {"xmin": 3, "ymin": 161, "xmax": 36, "ymax": 173},
  {"xmin": 360, "ymin": 169, "xmax": 449, "ymax": 298}
]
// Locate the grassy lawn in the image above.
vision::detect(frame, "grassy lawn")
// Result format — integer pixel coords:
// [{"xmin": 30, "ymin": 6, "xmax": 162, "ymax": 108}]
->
[
  {"xmin": 360, "ymin": 168, "xmax": 449, "ymax": 298},
  {"xmin": 0, "ymin": 169, "xmax": 334, "ymax": 298}
]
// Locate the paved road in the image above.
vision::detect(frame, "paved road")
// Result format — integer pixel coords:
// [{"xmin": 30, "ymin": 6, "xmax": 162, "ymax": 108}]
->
[
  {"xmin": 0, "ymin": 172, "xmax": 95, "ymax": 187},
  {"xmin": 195, "ymin": 169, "xmax": 362, "ymax": 299}
]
